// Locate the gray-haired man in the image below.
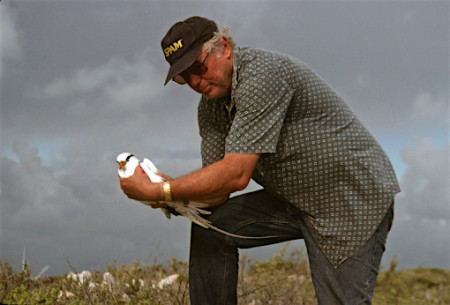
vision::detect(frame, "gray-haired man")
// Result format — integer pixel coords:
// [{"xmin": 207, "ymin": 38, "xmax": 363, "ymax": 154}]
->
[{"xmin": 119, "ymin": 16, "xmax": 400, "ymax": 305}]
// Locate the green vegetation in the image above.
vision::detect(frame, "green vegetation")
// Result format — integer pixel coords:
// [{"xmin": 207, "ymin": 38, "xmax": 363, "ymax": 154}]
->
[{"xmin": 1, "ymin": 245, "xmax": 448, "ymax": 305}]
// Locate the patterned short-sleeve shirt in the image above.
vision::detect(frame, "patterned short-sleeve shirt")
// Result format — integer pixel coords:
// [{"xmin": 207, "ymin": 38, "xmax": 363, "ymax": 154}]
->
[{"xmin": 198, "ymin": 47, "xmax": 401, "ymax": 267}]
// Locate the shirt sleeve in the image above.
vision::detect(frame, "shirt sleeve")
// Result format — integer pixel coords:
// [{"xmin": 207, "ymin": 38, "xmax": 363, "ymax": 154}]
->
[
  {"xmin": 198, "ymin": 97, "xmax": 229, "ymax": 167},
  {"xmin": 225, "ymin": 73, "xmax": 294, "ymax": 154}
]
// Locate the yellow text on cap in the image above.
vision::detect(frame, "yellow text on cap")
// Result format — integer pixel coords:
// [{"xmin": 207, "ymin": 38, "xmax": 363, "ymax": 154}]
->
[{"xmin": 164, "ymin": 39, "xmax": 183, "ymax": 57}]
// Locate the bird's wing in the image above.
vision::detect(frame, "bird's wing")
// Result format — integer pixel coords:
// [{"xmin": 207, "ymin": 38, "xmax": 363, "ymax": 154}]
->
[
  {"xmin": 142, "ymin": 158, "xmax": 160, "ymax": 174},
  {"xmin": 140, "ymin": 160, "xmax": 164, "ymax": 183}
]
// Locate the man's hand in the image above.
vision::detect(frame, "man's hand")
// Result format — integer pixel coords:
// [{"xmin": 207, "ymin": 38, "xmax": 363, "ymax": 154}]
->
[{"xmin": 119, "ymin": 165, "xmax": 161, "ymax": 202}]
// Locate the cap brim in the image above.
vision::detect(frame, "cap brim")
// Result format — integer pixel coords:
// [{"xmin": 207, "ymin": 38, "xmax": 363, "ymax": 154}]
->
[{"xmin": 164, "ymin": 43, "xmax": 204, "ymax": 85}]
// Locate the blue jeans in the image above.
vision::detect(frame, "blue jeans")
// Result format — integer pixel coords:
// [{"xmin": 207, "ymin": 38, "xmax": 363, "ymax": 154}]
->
[{"xmin": 189, "ymin": 190, "xmax": 394, "ymax": 305}]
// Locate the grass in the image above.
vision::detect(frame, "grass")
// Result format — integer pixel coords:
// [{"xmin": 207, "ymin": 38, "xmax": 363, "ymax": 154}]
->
[{"xmin": 1, "ymin": 245, "xmax": 448, "ymax": 305}]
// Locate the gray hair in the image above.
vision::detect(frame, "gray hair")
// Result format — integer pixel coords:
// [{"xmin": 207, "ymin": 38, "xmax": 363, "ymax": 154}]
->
[{"xmin": 203, "ymin": 25, "xmax": 236, "ymax": 55}]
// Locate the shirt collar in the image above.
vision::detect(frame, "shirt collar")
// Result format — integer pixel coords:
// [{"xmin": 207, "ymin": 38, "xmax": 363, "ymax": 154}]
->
[{"xmin": 231, "ymin": 46, "xmax": 242, "ymax": 95}]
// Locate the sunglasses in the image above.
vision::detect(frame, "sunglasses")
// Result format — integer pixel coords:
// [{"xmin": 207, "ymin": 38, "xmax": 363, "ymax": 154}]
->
[{"xmin": 173, "ymin": 53, "xmax": 210, "ymax": 85}]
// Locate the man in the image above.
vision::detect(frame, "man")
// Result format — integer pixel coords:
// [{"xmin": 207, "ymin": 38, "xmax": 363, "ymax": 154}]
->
[{"xmin": 119, "ymin": 16, "xmax": 400, "ymax": 304}]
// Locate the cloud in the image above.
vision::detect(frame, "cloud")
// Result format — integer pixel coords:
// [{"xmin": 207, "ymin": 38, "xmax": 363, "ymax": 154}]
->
[
  {"xmin": 400, "ymin": 137, "xmax": 449, "ymax": 220},
  {"xmin": 0, "ymin": 2, "xmax": 24, "ymax": 83},
  {"xmin": 0, "ymin": 3, "xmax": 23, "ymax": 64},
  {"xmin": 1, "ymin": 142, "xmax": 192, "ymax": 274},
  {"xmin": 2, "ymin": 142, "xmax": 78, "ymax": 217},
  {"xmin": 40, "ymin": 53, "xmax": 160, "ymax": 110},
  {"xmin": 3, "ymin": 47, "xmax": 200, "ymax": 164},
  {"xmin": 384, "ymin": 137, "xmax": 450, "ymax": 268},
  {"xmin": 385, "ymin": 210, "xmax": 449, "ymax": 269},
  {"xmin": 31, "ymin": 49, "xmax": 164, "ymax": 121},
  {"xmin": 410, "ymin": 91, "xmax": 449, "ymax": 128}
]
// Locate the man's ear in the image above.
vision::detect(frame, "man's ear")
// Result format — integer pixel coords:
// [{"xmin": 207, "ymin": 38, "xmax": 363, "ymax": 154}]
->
[{"xmin": 222, "ymin": 36, "xmax": 233, "ymax": 59}]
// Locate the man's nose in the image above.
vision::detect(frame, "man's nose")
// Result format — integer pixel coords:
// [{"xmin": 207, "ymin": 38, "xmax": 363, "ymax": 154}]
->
[{"xmin": 187, "ymin": 73, "xmax": 203, "ymax": 87}]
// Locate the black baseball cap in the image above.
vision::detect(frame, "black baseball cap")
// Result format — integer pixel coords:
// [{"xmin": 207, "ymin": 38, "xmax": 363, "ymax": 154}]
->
[{"xmin": 161, "ymin": 16, "xmax": 218, "ymax": 85}]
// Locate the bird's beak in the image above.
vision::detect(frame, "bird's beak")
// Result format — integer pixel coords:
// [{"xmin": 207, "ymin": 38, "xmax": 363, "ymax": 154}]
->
[{"xmin": 119, "ymin": 161, "xmax": 126, "ymax": 170}]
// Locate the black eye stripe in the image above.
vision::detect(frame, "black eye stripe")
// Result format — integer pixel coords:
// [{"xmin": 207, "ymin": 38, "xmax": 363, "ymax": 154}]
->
[{"xmin": 125, "ymin": 154, "xmax": 134, "ymax": 162}]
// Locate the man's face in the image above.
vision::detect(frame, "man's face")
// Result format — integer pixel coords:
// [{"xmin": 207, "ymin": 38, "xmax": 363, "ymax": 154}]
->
[{"xmin": 174, "ymin": 38, "xmax": 233, "ymax": 99}]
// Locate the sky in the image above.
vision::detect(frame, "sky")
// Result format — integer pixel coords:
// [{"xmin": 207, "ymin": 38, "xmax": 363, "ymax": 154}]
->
[{"xmin": 1, "ymin": 0, "xmax": 449, "ymax": 276}]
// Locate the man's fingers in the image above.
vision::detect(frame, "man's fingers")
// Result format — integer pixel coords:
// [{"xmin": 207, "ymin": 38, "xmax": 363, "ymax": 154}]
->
[{"xmin": 150, "ymin": 202, "xmax": 166, "ymax": 209}]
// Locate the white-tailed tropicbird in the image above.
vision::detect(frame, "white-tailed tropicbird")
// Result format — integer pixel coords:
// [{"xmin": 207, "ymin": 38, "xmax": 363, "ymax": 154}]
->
[{"xmin": 116, "ymin": 152, "xmax": 278, "ymax": 239}]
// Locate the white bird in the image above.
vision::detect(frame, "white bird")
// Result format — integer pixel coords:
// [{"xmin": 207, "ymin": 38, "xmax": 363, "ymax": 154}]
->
[{"xmin": 116, "ymin": 152, "xmax": 278, "ymax": 239}]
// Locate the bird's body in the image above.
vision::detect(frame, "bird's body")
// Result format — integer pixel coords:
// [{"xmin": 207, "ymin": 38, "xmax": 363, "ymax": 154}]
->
[{"xmin": 116, "ymin": 152, "xmax": 277, "ymax": 239}]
